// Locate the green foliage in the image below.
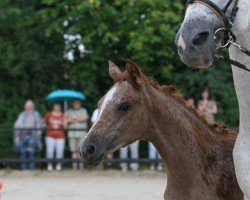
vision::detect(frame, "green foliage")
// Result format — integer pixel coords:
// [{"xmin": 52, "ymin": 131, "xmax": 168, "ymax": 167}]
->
[{"xmin": 0, "ymin": 0, "xmax": 239, "ymax": 157}]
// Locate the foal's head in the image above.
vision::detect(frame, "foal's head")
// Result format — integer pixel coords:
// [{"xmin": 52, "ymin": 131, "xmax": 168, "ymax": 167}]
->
[{"xmin": 80, "ymin": 60, "xmax": 151, "ymax": 165}]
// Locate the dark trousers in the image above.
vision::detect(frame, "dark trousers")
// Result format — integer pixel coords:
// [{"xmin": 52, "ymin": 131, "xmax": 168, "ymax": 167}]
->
[
  {"xmin": 19, "ymin": 134, "xmax": 36, "ymax": 170},
  {"xmin": 20, "ymin": 147, "xmax": 35, "ymax": 170}
]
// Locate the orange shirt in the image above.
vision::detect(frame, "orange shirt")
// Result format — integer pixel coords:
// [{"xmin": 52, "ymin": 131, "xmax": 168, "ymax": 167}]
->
[{"xmin": 44, "ymin": 112, "xmax": 64, "ymax": 139}]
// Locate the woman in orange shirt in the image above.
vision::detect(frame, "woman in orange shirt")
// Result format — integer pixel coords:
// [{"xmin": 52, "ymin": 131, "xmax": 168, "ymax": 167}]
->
[{"xmin": 44, "ymin": 103, "xmax": 66, "ymax": 171}]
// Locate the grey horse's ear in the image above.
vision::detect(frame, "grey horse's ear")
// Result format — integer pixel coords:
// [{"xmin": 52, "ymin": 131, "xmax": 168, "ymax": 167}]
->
[
  {"xmin": 126, "ymin": 59, "xmax": 142, "ymax": 89},
  {"xmin": 108, "ymin": 60, "xmax": 123, "ymax": 83}
]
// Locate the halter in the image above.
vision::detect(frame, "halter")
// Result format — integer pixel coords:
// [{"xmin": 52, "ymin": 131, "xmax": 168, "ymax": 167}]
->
[{"xmin": 186, "ymin": 0, "xmax": 250, "ymax": 72}]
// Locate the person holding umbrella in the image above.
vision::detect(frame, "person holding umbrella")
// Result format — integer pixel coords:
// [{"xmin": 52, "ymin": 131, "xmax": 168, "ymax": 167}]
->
[
  {"xmin": 46, "ymin": 90, "xmax": 86, "ymax": 112},
  {"xmin": 46, "ymin": 90, "xmax": 87, "ymax": 169},
  {"xmin": 65, "ymin": 99, "xmax": 89, "ymax": 169}
]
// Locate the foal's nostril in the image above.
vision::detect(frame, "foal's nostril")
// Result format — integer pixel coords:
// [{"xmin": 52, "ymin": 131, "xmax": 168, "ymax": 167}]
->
[
  {"xmin": 86, "ymin": 144, "xmax": 96, "ymax": 156},
  {"xmin": 191, "ymin": 31, "xmax": 210, "ymax": 46}
]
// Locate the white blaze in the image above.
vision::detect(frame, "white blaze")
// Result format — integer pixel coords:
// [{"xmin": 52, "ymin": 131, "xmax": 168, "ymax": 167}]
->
[
  {"xmin": 96, "ymin": 85, "xmax": 117, "ymax": 122},
  {"xmin": 85, "ymin": 85, "xmax": 117, "ymax": 137}
]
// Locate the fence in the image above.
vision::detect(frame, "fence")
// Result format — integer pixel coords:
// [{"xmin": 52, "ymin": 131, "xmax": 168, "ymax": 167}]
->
[
  {"xmin": 0, "ymin": 158, "xmax": 162, "ymax": 164},
  {"xmin": 0, "ymin": 127, "xmax": 162, "ymax": 167}
]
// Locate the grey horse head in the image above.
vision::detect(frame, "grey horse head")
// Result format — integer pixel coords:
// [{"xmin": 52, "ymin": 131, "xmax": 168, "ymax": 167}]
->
[{"xmin": 175, "ymin": 1, "xmax": 229, "ymax": 68}]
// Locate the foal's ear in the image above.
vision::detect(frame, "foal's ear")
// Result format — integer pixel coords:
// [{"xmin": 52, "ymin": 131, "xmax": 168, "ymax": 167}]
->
[
  {"xmin": 108, "ymin": 60, "xmax": 123, "ymax": 83},
  {"xmin": 126, "ymin": 59, "xmax": 142, "ymax": 89}
]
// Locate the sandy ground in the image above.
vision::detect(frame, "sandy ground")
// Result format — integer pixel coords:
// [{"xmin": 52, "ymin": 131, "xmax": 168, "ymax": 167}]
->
[{"xmin": 0, "ymin": 170, "xmax": 166, "ymax": 200}]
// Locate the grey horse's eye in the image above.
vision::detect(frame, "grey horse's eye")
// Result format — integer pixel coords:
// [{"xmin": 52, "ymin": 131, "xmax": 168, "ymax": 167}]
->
[{"xmin": 118, "ymin": 102, "xmax": 131, "ymax": 112}]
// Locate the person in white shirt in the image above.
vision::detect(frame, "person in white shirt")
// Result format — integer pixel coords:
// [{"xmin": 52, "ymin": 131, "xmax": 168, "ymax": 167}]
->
[{"xmin": 91, "ymin": 108, "xmax": 99, "ymax": 124}]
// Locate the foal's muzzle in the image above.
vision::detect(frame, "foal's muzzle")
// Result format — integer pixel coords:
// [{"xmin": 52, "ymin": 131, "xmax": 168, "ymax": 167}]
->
[{"xmin": 79, "ymin": 139, "xmax": 104, "ymax": 166}]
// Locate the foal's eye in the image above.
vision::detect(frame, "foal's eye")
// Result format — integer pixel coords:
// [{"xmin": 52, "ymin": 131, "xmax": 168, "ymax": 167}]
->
[{"xmin": 118, "ymin": 102, "xmax": 131, "ymax": 112}]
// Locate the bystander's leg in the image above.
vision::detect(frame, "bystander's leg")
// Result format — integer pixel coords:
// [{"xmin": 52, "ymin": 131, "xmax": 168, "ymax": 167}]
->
[
  {"xmin": 46, "ymin": 137, "xmax": 56, "ymax": 171},
  {"xmin": 120, "ymin": 146, "xmax": 128, "ymax": 172},
  {"xmin": 149, "ymin": 142, "xmax": 157, "ymax": 170},
  {"xmin": 28, "ymin": 148, "xmax": 35, "ymax": 170},
  {"xmin": 20, "ymin": 147, "xmax": 27, "ymax": 170},
  {"xmin": 55, "ymin": 138, "xmax": 65, "ymax": 171},
  {"xmin": 156, "ymin": 152, "xmax": 163, "ymax": 171},
  {"xmin": 130, "ymin": 141, "xmax": 139, "ymax": 171},
  {"xmin": 69, "ymin": 138, "xmax": 79, "ymax": 169}
]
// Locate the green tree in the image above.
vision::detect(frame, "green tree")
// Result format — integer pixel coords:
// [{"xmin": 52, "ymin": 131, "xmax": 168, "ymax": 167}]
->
[{"xmin": 0, "ymin": 0, "xmax": 238, "ymax": 158}]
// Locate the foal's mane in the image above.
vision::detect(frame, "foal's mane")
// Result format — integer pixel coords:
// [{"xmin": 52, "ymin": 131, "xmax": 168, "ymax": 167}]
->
[{"xmin": 122, "ymin": 68, "xmax": 236, "ymax": 142}]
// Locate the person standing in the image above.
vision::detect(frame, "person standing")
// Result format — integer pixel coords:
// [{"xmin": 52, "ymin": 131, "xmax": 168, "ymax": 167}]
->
[
  {"xmin": 120, "ymin": 141, "xmax": 140, "ymax": 172},
  {"xmin": 44, "ymin": 103, "xmax": 65, "ymax": 171},
  {"xmin": 14, "ymin": 100, "xmax": 44, "ymax": 170},
  {"xmin": 198, "ymin": 90, "xmax": 218, "ymax": 124},
  {"xmin": 91, "ymin": 108, "xmax": 99, "ymax": 125},
  {"xmin": 66, "ymin": 99, "xmax": 89, "ymax": 169},
  {"xmin": 148, "ymin": 142, "xmax": 163, "ymax": 171},
  {"xmin": 186, "ymin": 97, "xmax": 195, "ymax": 108}
]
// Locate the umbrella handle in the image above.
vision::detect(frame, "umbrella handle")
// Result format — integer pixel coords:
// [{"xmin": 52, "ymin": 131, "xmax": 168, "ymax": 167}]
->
[{"xmin": 64, "ymin": 100, "xmax": 68, "ymax": 111}]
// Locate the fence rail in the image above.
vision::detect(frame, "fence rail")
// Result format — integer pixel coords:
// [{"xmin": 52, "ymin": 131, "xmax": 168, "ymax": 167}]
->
[
  {"xmin": 0, "ymin": 127, "xmax": 163, "ymax": 166},
  {"xmin": 0, "ymin": 158, "xmax": 163, "ymax": 164},
  {"xmin": 0, "ymin": 128, "xmax": 88, "ymax": 132},
  {"xmin": 0, "ymin": 127, "xmax": 240, "ymax": 132}
]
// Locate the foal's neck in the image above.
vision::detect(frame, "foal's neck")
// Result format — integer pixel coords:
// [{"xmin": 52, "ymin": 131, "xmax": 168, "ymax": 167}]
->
[
  {"xmin": 143, "ymin": 86, "xmax": 234, "ymax": 197},
  {"xmin": 145, "ymin": 86, "xmax": 210, "ymax": 172}
]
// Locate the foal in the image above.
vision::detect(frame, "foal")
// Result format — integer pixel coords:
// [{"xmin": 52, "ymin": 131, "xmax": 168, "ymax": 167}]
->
[{"xmin": 80, "ymin": 60, "xmax": 243, "ymax": 200}]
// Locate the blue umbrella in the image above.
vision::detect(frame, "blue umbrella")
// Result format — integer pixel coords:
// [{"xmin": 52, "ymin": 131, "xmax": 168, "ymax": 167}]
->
[{"xmin": 46, "ymin": 90, "xmax": 86, "ymax": 110}]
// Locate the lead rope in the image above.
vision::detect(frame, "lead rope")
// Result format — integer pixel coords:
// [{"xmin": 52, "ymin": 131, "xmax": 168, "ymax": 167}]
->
[
  {"xmin": 215, "ymin": 54, "xmax": 250, "ymax": 72},
  {"xmin": 216, "ymin": 40, "xmax": 250, "ymax": 72}
]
